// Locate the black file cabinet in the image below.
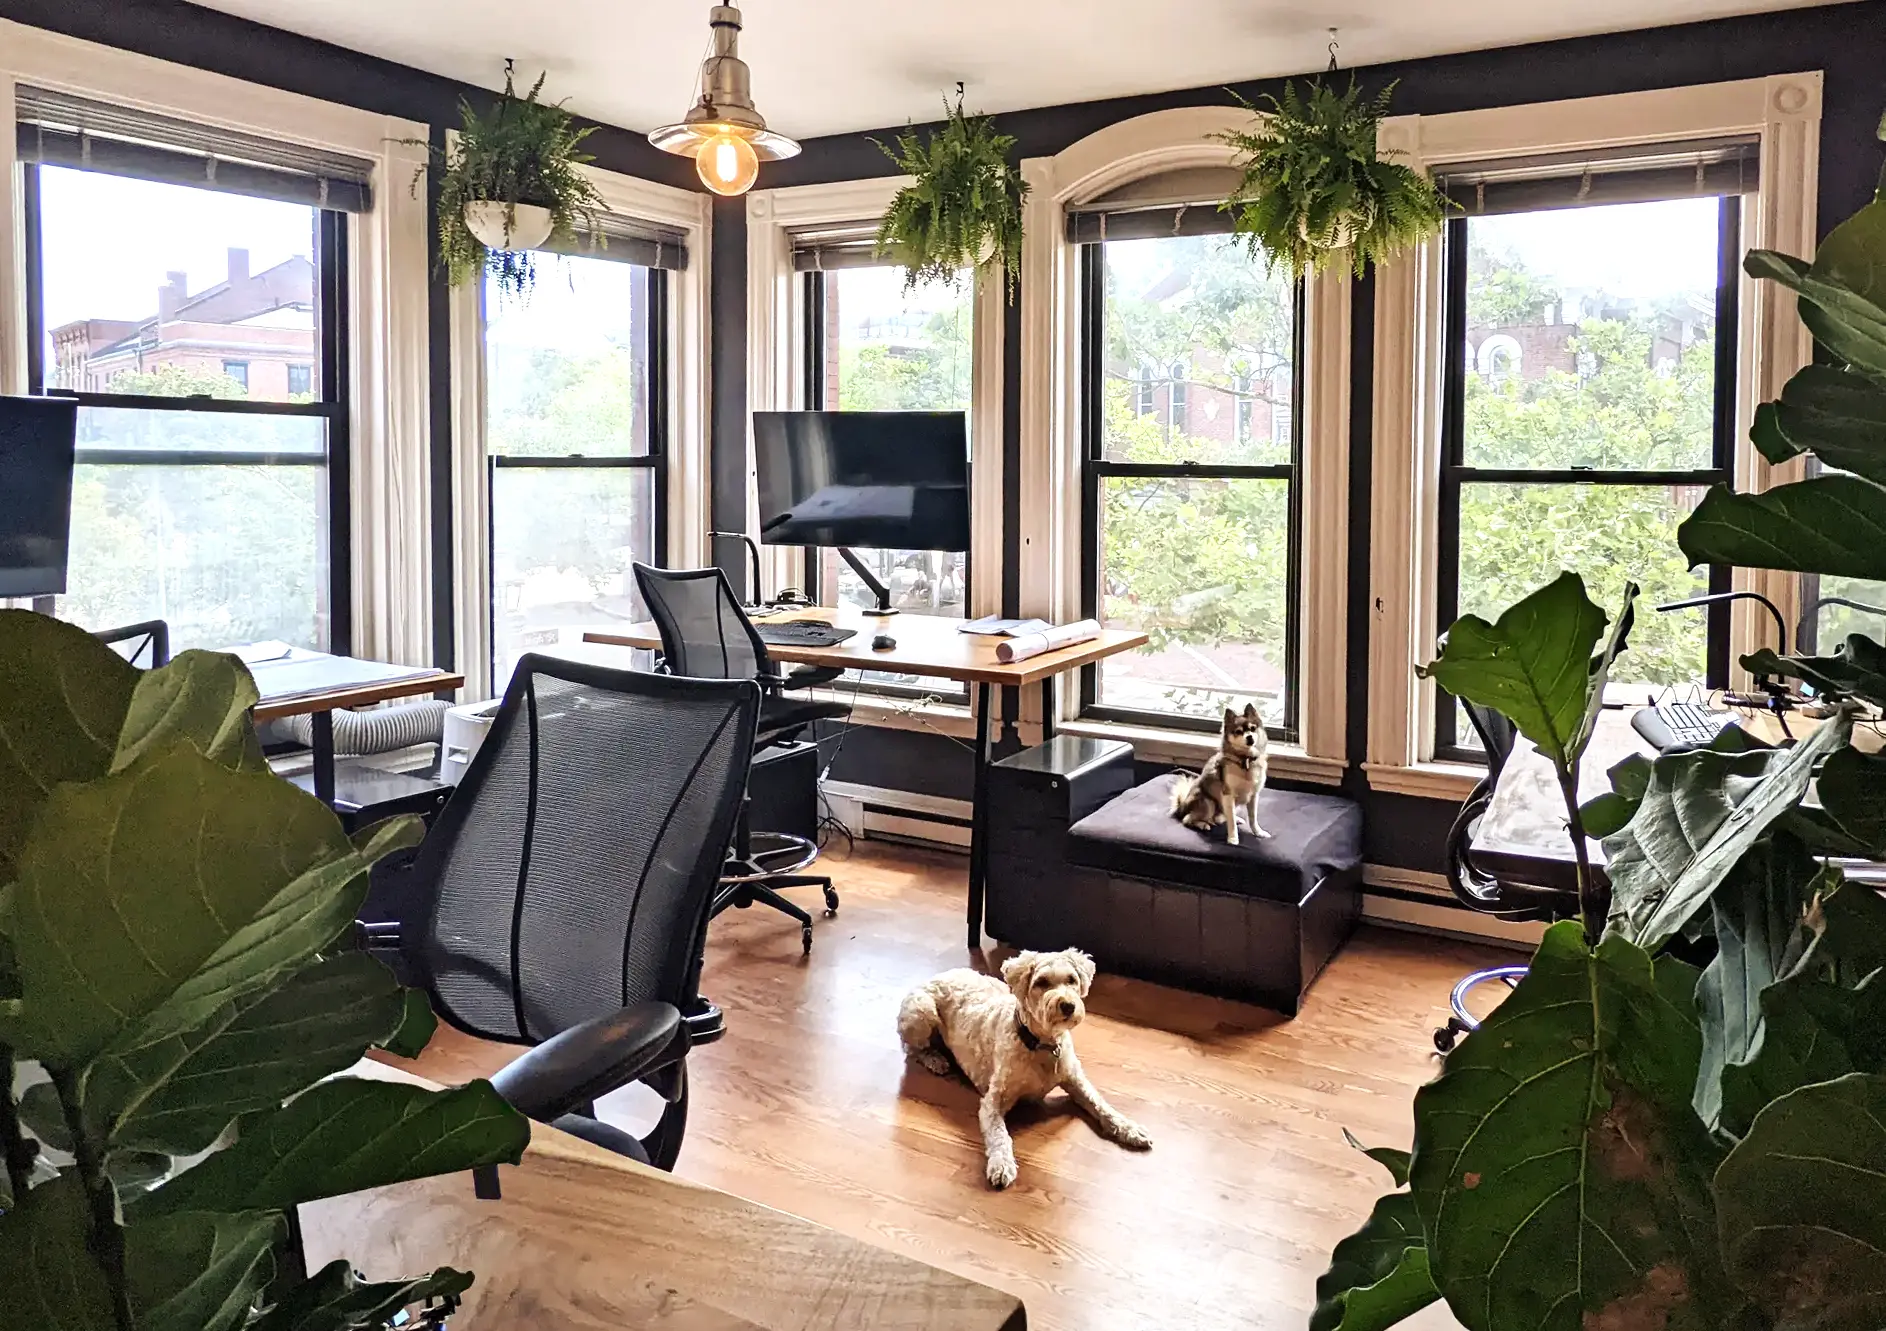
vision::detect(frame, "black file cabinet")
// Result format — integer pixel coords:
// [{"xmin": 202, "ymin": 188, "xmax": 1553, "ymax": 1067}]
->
[{"xmin": 984, "ymin": 737, "xmax": 1135, "ymax": 946}]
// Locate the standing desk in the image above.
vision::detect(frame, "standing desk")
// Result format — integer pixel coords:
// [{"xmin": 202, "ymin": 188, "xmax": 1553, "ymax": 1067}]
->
[{"xmin": 585, "ymin": 606, "xmax": 1148, "ymax": 946}]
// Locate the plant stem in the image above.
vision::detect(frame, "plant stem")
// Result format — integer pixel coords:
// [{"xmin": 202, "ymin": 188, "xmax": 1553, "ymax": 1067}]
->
[
  {"xmin": 50, "ymin": 1066, "xmax": 135, "ymax": 1331},
  {"xmin": 0, "ymin": 1044, "xmax": 38, "ymax": 1204},
  {"xmin": 1556, "ymin": 766, "xmax": 1605, "ymax": 945}
]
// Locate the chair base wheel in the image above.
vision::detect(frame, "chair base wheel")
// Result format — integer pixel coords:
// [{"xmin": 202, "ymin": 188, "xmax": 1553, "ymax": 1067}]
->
[
  {"xmin": 823, "ymin": 886, "xmax": 839, "ymax": 916},
  {"xmin": 1433, "ymin": 1017, "xmax": 1469, "ymax": 1054},
  {"xmin": 801, "ymin": 925, "xmax": 814, "ymax": 955}
]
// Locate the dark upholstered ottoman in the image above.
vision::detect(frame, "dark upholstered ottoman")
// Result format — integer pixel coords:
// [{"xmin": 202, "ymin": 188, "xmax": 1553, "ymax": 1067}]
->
[{"xmin": 988, "ymin": 773, "xmax": 1362, "ymax": 1016}]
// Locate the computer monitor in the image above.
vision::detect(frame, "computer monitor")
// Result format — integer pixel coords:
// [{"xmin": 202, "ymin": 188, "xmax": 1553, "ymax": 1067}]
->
[
  {"xmin": 0, "ymin": 395, "xmax": 78, "ymax": 599},
  {"xmin": 753, "ymin": 411, "xmax": 970, "ymax": 553}
]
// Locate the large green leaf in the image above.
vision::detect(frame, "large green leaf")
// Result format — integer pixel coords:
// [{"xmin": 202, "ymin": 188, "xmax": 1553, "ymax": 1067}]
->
[
  {"xmin": 1745, "ymin": 244, "xmax": 1886, "ymax": 380},
  {"xmin": 1692, "ymin": 836, "xmax": 1824, "ymax": 1133},
  {"xmin": 4, "ymin": 746, "xmax": 372, "ymax": 1067},
  {"xmin": 1603, "ymin": 709, "xmax": 1853, "ymax": 950},
  {"xmin": 250, "ymin": 1260, "xmax": 473, "ymax": 1331},
  {"xmin": 1717, "ymin": 1073, "xmax": 1886, "ymax": 1329},
  {"xmin": 1815, "ymin": 745, "xmax": 1886, "ymax": 856},
  {"xmin": 1765, "ymin": 364, "xmax": 1886, "ymax": 486},
  {"xmin": 1310, "ymin": 1191, "xmax": 1439, "ymax": 1331},
  {"xmin": 379, "ymin": 988, "xmax": 438, "ymax": 1060},
  {"xmin": 136, "ymin": 1077, "xmax": 529, "ymax": 1216},
  {"xmin": 0, "ymin": 1174, "xmax": 117, "ymax": 1331},
  {"xmin": 1679, "ymin": 476, "xmax": 1886, "ymax": 581},
  {"xmin": 1580, "ymin": 752, "xmax": 1656, "ymax": 839},
  {"xmin": 96, "ymin": 951, "xmax": 411, "ymax": 1156},
  {"xmin": 114, "ymin": 649, "xmax": 268, "ymax": 776},
  {"xmin": 125, "ymin": 1208, "xmax": 283, "ymax": 1331},
  {"xmin": 1745, "ymin": 635, "xmax": 1886, "ymax": 709},
  {"xmin": 1717, "ymin": 971, "xmax": 1886, "ymax": 1139},
  {"xmin": 1343, "ymin": 1127, "xmax": 1411, "ymax": 1187},
  {"xmin": 1419, "ymin": 573, "xmax": 1607, "ymax": 771},
  {"xmin": 0, "ymin": 608, "xmax": 137, "ymax": 882},
  {"xmin": 1409, "ymin": 923, "xmax": 1726, "ymax": 1331}
]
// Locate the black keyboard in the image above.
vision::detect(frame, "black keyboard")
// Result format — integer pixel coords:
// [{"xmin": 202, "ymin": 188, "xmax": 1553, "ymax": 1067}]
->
[
  {"xmin": 756, "ymin": 621, "xmax": 857, "ymax": 648},
  {"xmin": 1632, "ymin": 701, "xmax": 1731, "ymax": 751}
]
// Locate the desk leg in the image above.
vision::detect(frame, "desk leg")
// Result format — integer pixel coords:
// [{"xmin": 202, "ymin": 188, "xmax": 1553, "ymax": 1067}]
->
[
  {"xmin": 967, "ymin": 681, "xmax": 992, "ymax": 950},
  {"xmin": 311, "ymin": 711, "xmax": 336, "ymax": 806},
  {"xmin": 1041, "ymin": 676, "xmax": 1056, "ymax": 743}
]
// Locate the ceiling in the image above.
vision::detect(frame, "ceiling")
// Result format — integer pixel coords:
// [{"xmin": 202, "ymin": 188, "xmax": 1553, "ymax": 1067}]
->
[{"xmin": 188, "ymin": 0, "xmax": 1846, "ymax": 140}]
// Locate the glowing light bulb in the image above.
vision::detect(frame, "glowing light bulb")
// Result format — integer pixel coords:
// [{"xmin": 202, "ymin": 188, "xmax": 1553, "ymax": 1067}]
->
[{"xmin": 696, "ymin": 129, "xmax": 760, "ymax": 196}]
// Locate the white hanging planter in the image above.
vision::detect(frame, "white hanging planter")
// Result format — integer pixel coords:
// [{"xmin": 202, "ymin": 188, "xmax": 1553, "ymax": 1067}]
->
[{"xmin": 464, "ymin": 200, "xmax": 555, "ymax": 252}]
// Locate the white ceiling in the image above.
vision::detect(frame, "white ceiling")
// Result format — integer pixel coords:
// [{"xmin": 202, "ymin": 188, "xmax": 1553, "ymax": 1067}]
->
[{"xmin": 189, "ymin": 0, "xmax": 1847, "ymax": 140}]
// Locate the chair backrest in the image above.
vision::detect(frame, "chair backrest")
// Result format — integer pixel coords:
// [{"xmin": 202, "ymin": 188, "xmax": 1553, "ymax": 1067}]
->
[
  {"xmin": 633, "ymin": 563, "xmax": 771, "ymax": 682},
  {"xmin": 406, "ymin": 654, "xmax": 759, "ymax": 1045},
  {"xmin": 94, "ymin": 620, "xmax": 170, "ymax": 669}
]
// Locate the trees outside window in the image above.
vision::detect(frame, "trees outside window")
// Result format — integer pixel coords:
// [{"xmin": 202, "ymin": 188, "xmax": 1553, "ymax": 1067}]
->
[
  {"xmin": 24, "ymin": 165, "xmax": 341, "ymax": 651},
  {"xmin": 1081, "ymin": 232, "xmax": 1301, "ymax": 732},
  {"xmin": 1437, "ymin": 195, "xmax": 1735, "ymax": 750},
  {"xmin": 485, "ymin": 255, "xmax": 662, "ymax": 688}
]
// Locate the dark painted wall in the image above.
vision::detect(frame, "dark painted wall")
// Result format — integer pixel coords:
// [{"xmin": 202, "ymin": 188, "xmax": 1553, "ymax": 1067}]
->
[{"xmin": 718, "ymin": 0, "xmax": 1886, "ymax": 873}]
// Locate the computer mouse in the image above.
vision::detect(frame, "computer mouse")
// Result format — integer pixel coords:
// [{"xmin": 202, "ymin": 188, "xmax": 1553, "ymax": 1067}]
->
[{"xmin": 872, "ymin": 633, "xmax": 897, "ymax": 651}]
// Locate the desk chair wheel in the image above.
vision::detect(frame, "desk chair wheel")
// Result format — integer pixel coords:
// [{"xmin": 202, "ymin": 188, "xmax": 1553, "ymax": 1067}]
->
[
  {"xmin": 823, "ymin": 885, "xmax": 840, "ymax": 917},
  {"xmin": 801, "ymin": 924, "xmax": 814, "ymax": 955},
  {"xmin": 1433, "ymin": 965, "xmax": 1528, "ymax": 1055}
]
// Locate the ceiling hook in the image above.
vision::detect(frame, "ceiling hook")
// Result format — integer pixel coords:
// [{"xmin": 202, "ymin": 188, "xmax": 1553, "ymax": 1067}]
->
[{"xmin": 1327, "ymin": 28, "xmax": 1340, "ymax": 73}]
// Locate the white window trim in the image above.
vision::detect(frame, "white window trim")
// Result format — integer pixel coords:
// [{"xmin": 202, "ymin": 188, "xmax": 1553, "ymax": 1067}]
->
[
  {"xmin": 745, "ymin": 177, "xmax": 1004, "ymax": 619},
  {"xmin": 449, "ymin": 165, "xmax": 711, "ymax": 701},
  {"xmin": 1364, "ymin": 73, "xmax": 1823, "ymax": 801},
  {"xmin": 1017, "ymin": 106, "xmax": 1352, "ymax": 785},
  {"xmin": 0, "ymin": 18, "xmax": 433, "ymax": 666}
]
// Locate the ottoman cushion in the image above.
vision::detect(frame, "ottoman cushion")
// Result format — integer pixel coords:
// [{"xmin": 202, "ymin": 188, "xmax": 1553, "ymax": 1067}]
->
[{"xmin": 1067, "ymin": 775, "xmax": 1362, "ymax": 903}]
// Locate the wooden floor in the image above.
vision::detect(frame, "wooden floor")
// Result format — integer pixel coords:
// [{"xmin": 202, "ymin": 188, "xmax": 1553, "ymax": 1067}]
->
[{"xmin": 399, "ymin": 840, "xmax": 1505, "ymax": 1331}]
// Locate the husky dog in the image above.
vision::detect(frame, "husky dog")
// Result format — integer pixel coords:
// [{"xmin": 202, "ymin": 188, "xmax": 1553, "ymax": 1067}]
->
[{"xmin": 1169, "ymin": 703, "xmax": 1271, "ymax": 845}]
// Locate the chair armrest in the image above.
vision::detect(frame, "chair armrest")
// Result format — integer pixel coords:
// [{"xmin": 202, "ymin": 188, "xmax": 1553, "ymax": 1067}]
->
[
  {"xmin": 488, "ymin": 1000, "xmax": 688, "ymax": 1122},
  {"xmin": 355, "ymin": 920, "xmax": 402, "ymax": 949},
  {"xmin": 781, "ymin": 666, "xmax": 845, "ymax": 690}
]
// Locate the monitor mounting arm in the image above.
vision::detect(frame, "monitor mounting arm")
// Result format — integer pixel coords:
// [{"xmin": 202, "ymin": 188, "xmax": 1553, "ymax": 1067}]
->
[{"xmin": 838, "ymin": 547, "xmax": 897, "ymax": 616}]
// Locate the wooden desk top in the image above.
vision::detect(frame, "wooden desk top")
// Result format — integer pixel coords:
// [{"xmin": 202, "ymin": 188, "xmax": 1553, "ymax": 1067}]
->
[
  {"xmin": 247, "ymin": 653, "xmax": 462, "ymax": 722},
  {"xmin": 586, "ymin": 605, "xmax": 1148, "ymax": 688},
  {"xmin": 299, "ymin": 1061, "xmax": 1026, "ymax": 1331}
]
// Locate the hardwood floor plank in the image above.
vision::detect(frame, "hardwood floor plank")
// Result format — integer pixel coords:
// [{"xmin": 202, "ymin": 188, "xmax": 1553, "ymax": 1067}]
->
[{"xmin": 391, "ymin": 839, "xmax": 1500, "ymax": 1330}]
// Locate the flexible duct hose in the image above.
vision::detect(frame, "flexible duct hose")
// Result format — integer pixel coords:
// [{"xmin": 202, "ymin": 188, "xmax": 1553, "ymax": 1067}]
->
[{"xmin": 279, "ymin": 700, "xmax": 450, "ymax": 756}]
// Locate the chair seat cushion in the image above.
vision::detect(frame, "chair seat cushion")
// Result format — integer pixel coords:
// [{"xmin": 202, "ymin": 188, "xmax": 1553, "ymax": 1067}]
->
[{"xmin": 1067, "ymin": 775, "xmax": 1362, "ymax": 904}]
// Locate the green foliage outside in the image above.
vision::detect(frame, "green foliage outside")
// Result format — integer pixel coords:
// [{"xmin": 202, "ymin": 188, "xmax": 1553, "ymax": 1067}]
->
[
  {"xmin": 1314, "ymin": 133, "xmax": 1886, "ymax": 1331},
  {"xmin": 54, "ymin": 364, "xmax": 327, "ymax": 652},
  {"xmin": 0, "ymin": 611, "xmax": 530, "ymax": 1330}
]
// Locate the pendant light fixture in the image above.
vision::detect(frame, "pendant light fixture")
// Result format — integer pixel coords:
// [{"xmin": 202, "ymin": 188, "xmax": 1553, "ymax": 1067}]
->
[{"xmin": 650, "ymin": 3, "xmax": 800, "ymax": 196}]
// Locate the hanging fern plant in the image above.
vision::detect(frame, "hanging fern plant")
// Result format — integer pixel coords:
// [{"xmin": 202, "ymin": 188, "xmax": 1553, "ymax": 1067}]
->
[
  {"xmin": 415, "ymin": 67, "xmax": 605, "ymax": 297},
  {"xmin": 1215, "ymin": 79, "xmax": 1449, "ymax": 278},
  {"xmin": 873, "ymin": 88, "xmax": 1028, "ymax": 297}
]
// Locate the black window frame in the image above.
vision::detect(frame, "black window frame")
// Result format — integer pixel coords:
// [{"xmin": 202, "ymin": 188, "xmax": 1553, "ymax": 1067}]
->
[
  {"xmin": 801, "ymin": 266, "xmax": 974, "ymax": 703},
  {"xmin": 1075, "ymin": 238, "xmax": 1307, "ymax": 741},
  {"xmin": 21, "ymin": 162, "xmax": 354, "ymax": 652},
  {"xmin": 1432, "ymin": 198, "xmax": 1741, "ymax": 761},
  {"xmin": 486, "ymin": 264, "xmax": 669, "ymax": 683}
]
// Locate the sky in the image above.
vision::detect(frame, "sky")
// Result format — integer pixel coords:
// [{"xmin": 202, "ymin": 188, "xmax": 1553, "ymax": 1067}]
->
[{"xmin": 36, "ymin": 166, "xmax": 318, "ymax": 330}]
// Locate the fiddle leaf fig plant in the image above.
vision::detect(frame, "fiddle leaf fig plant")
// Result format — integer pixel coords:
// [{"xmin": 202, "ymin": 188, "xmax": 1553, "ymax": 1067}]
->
[
  {"xmin": 874, "ymin": 88, "xmax": 1028, "ymax": 297},
  {"xmin": 1215, "ymin": 79, "xmax": 1450, "ymax": 278},
  {"xmin": 1314, "ymin": 118, "xmax": 1886, "ymax": 1331},
  {"xmin": 0, "ymin": 610, "xmax": 530, "ymax": 1331}
]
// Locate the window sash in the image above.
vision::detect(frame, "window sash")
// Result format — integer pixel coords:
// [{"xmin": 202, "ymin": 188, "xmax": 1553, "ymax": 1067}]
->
[
  {"xmin": 1431, "ymin": 200, "xmax": 1742, "ymax": 759},
  {"xmin": 21, "ymin": 168, "xmax": 351, "ymax": 650},
  {"xmin": 1076, "ymin": 241, "xmax": 1307, "ymax": 739}
]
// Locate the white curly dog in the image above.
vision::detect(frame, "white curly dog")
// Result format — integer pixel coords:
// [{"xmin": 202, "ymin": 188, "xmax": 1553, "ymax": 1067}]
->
[{"xmin": 897, "ymin": 948, "xmax": 1152, "ymax": 1189}]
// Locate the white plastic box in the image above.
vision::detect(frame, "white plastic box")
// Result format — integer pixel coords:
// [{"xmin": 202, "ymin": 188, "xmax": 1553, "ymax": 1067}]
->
[{"xmin": 440, "ymin": 699, "xmax": 501, "ymax": 786}]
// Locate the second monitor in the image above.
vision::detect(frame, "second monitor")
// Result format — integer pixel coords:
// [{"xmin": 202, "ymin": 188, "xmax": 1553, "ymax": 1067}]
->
[{"xmin": 752, "ymin": 410, "xmax": 969, "ymax": 615}]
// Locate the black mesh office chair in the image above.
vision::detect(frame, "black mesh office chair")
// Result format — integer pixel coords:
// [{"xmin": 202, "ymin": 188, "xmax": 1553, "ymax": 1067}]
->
[
  {"xmin": 633, "ymin": 563, "xmax": 848, "ymax": 953},
  {"xmin": 1433, "ymin": 695, "xmax": 1580, "ymax": 1052},
  {"xmin": 363, "ymin": 654, "xmax": 759, "ymax": 1169},
  {"xmin": 94, "ymin": 619, "xmax": 171, "ymax": 668}
]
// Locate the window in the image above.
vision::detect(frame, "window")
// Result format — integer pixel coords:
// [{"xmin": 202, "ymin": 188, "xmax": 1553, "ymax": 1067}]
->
[
  {"xmin": 486, "ymin": 254, "xmax": 666, "ymax": 686},
  {"xmin": 805, "ymin": 265, "xmax": 973, "ymax": 620},
  {"xmin": 1434, "ymin": 193, "xmax": 1738, "ymax": 752},
  {"xmin": 22, "ymin": 162, "xmax": 348, "ymax": 651},
  {"xmin": 287, "ymin": 364, "xmax": 312, "ymax": 398},
  {"xmin": 1078, "ymin": 227, "xmax": 1302, "ymax": 734}
]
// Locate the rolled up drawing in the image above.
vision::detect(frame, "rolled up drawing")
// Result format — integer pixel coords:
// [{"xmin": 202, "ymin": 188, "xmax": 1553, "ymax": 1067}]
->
[{"xmin": 995, "ymin": 618, "xmax": 1102, "ymax": 665}]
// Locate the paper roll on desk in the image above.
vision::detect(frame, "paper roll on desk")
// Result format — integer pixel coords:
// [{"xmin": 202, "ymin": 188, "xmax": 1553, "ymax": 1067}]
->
[{"xmin": 995, "ymin": 619, "xmax": 1103, "ymax": 665}]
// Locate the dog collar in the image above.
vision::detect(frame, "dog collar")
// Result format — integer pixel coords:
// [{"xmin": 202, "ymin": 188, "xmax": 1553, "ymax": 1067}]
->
[
  {"xmin": 1225, "ymin": 750, "xmax": 1255, "ymax": 769},
  {"xmin": 1016, "ymin": 1020, "xmax": 1047, "ymax": 1052}
]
